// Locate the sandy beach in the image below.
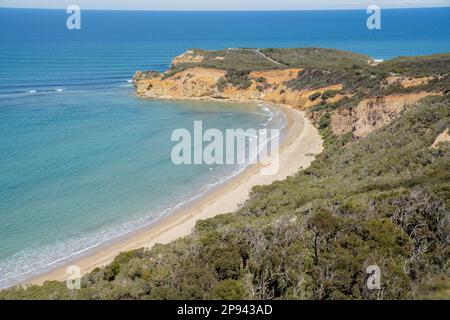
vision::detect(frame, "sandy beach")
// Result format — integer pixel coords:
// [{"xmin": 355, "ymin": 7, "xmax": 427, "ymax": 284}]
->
[{"xmin": 24, "ymin": 103, "xmax": 323, "ymax": 286}]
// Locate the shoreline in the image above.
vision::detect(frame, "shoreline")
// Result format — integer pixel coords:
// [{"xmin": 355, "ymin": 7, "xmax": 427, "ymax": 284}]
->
[{"xmin": 21, "ymin": 102, "xmax": 323, "ymax": 287}]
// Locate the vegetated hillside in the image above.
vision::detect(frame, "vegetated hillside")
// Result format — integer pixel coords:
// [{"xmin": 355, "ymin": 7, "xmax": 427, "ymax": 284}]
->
[
  {"xmin": 169, "ymin": 48, "xmax": 284, "ymax": 73},
  {"xmin": 378, "ymin": 53, "xmax": 450, "ymax": 77},
  {"xmin": 1, "ymin": 96, "xmax": 448, "ymax": 300},
  {"xmin": 133, "ymin": 48, "xmax": 449, "ymax": 149},
  {"xmin": 134, "ymin": 48, "xmax": 449, "ymax": 123},
  {"xmin": 147, "ymin": 48, "xmax": 450, "ymax": 97}
]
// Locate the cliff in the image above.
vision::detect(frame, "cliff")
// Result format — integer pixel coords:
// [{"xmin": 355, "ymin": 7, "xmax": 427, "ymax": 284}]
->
[
  {"xmin": 133, "ymin": 48, "xmax": 449, "ymax": 140},
  {"xmin": 2, "ymin": 49, "xmax": 448, "ymax": 300},
  {"xmin": 3, "ymin": 95, "xmax": 449, "ymax": 300}
]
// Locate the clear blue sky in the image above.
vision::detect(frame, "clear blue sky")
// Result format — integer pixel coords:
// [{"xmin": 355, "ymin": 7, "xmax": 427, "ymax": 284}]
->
[{"xmin": 1, "ymin": 0, "xmax": 450, "ymax": 10}]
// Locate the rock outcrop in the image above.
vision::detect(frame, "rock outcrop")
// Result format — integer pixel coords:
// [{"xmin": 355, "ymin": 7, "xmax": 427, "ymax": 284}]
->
[
  {"xmin": 431, "ymin": 128, "xmax": 450, "ymax": 148},
  {"xmin": 384, "ymin": 76, "xmax": 434, "ymax": 88},
  {"xmin": 133, "ymin": 65, "xmax": 347, "ymax": 110},
  {"xmin": 133, "ymin": 49, "xmax": 447, "ymax": 140},
  {"xmin": 330, "ymin": 92, "xmax": 443, "ymax": 138},
  {"xmin": 171, "ymin": 50, "xmax": 205, "ymax": 66}
]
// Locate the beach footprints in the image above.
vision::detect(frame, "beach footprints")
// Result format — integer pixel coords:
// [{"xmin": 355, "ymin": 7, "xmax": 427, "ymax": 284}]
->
[
  {"xmin": 171, "ymin": 120, "xmax": 280, "ymax": 176},
  {"xmin": 66, "ymin": 5, "xmax": 81, "ymax": 30}
]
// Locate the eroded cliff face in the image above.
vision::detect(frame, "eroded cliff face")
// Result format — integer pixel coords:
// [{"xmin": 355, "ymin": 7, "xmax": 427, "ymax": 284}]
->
[
  {"xmin": 327, "ymin": 92, "xmax": 443, "ymax": 138},
  {"xmin": 171, "ymin": 50, "xmax": 205, "ymax": 66},
  {"xmin": 133, "ymin": 66, "xmax": 347, "ymax": 110},
  {"xmin": 133, "ymin": 51, "xmax": 444, "ymax": 139},
  {"xmin": 135, "ymin": 67, "xmax": 226, "ymax": 98},
  {"xmin": 384, "ymin": 76, "xmax": 434, "ymax": 88},
  {"xmin": 431, "ymin": 128, "xmax": 450, "ymax": 148}
]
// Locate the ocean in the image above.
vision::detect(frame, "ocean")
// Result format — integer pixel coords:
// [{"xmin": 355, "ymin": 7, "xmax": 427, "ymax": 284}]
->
[{"xmin": 0, "ymin": 7, "xmax": 449, "ymax": 287}]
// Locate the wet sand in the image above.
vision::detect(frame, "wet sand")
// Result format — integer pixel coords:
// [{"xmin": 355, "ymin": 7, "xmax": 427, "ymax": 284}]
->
[{"xmin": 25, "ymin": 103, "xmax": 323, "ymax": 286}]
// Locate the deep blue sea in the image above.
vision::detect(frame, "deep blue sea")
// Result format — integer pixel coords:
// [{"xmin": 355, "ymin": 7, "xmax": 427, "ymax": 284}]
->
[{"xmin": 0, "ymin": 7, "xmax": 449, "ymax": 287}]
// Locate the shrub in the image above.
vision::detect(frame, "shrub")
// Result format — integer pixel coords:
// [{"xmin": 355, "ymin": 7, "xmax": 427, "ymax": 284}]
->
[
  {"xmin": 210, "ymin": 280, "xmax": 247, "ymax": 299},
  {"xmin": 321, "ymin": 89, "xmax": 341, "ymax": 100},
  {"xmin": 309, "ymin": 92, "xmax": 321, "ymax": 101}
]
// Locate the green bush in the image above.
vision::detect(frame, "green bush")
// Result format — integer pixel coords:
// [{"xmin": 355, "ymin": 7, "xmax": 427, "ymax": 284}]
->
[
  {"xmin": 321, "ymin": 89, "xmax": 341, "ymax": 100},
  {"xmin": 309, "ymin": 92, "xmax": 321, "ymax": 101},
  {"xmin": 210, "ymin": 280, "xmax": 247, "ymax": 299},
  {"xmin": 1, "ymin": 86, "xmax": 449, "ymax": 301}
]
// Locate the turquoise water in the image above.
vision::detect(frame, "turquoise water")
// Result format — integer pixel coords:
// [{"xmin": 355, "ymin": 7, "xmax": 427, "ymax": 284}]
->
[
  {"xmin": 0, "ymin": 89, "xmax": 280, "ymax": 286},
  {"xmin": 0, "ymin": 8, "xmax": 449, "ymax": 287}
]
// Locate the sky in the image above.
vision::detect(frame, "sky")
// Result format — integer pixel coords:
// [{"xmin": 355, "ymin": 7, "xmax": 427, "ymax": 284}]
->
[{"xmin": 1, "ymin": 0, "xmax": 450, "ymax": 10}]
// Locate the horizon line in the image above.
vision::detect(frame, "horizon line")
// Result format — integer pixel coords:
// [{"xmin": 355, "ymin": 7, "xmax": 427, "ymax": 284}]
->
[{"xmin": 1, "ymin": 5, "xmax": 450, "ymax": 12}]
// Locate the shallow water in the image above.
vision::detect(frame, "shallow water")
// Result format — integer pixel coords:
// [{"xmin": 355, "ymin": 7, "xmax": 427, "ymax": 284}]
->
[{"xmin": 0, "ymin": 7, "xmax": 449, "ymax": 287}]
